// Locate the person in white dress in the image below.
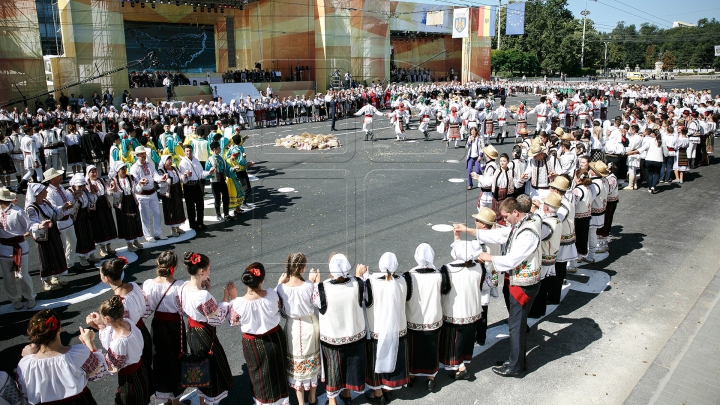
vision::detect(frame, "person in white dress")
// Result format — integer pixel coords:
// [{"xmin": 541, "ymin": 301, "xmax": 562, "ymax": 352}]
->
[
  {"xmin": 17, "ymin": 309, "xmax": 108, "ymax": 404},
  {"xmin": 228, "ymin": 262, "xmax": 290, "ymax": 405},
  {"xmin": 0, "ymin": 187, "xmax": 36, "ymax": 310},
  {"xmin": 86, "ymin": 295, "xmax": 152, "ymax": 405},
  {"xmin": 142, "ymin": 250, "xmax": 186, "ymax": 405},
  {"xmin": 275, "ymin": 253, "xmax": 321, "ymax": 405}
]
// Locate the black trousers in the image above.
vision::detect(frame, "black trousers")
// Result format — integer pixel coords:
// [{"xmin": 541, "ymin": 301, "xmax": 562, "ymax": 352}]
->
[
  {"xmin": 330, "ymin": 112, "xmax": 337, "ymax": 130},
  {"xmin": 475, "ymin": 305, "xmax": 489, "ymax": 345},
  {"xmin": 211, "ymin": 181, "xmax": 229, "ymax": 216},
  {"xmin": 529, "ymin": 276, "xmax": 553, "ymax": 318},
  {"xmin": 183, "ymin": 182, "xmax": 204, "ymax": 228},
  {"xmin": 547, "ymin": 261, "xmax": 567, "ymax": 305},
  {"xmin": 507, "ymin": 282, "xmax": 540, "ymax": 373},
  {"xmin": 236, "ymin": 170, "xmax": 252, "ymax": 198}
]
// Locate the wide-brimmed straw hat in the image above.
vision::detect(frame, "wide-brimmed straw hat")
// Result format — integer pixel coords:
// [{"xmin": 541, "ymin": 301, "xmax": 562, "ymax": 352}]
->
[
  {"xmin": 589, "ymin": 161, "xmax": 609, "ymax": 177},
  {"xmin": 42, "ymin": 168, "xmax": 64, "ymax": 183},
  {"xmin": 527, "ymin": 143, "xmax": 547, "ymax": 158},
  {"xmin": 543, "ymin": 192, "xmax": 562, "ymax": 209},
  {"xmin": 483, "ymin": 144, "xmax": 498, "ymax": 160},
  {"xmin": 0, "ymin": 187, "xmax": 17, "ymax": 202},
  {"xmin": 471, "ymin": 207, "xmax": 496, "ymax": 226},
  {"xmin": 549, "ymin": 176, "xmax": 570, "ymax": 192}
]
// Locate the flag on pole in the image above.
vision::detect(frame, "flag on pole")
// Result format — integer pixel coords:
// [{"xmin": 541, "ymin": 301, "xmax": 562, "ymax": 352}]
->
[
  {"xmin": 477, "ymin": 6, "xmax": 497, "ymax": 37},
  {"xmin": 426, "ymin": 10, "xmax": 445, "ymax": 26},
  {"xmin": 452, "ymin": 8, "xmax": 470, "ymax": 38},
  {"xmin": 505, "ymin": 2, "xmax": 526, "ymax": 36}
]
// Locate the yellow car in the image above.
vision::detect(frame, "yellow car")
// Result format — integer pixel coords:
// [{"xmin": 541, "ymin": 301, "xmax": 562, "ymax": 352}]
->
[{"xmin": 626, "ymin": 72, "xmax": 648, "ymax": 81}]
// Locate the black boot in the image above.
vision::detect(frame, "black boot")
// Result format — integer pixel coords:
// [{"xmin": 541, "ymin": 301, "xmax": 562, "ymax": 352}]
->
[
  {"xmin": 424, "ymin": 131, "xmax": 429, "ymax": 141},
  {"xmin": 475, "ymin": 305, "xmax": 488, "ymax": 345},
  {"xmin": 365, "ymin": 132, "xmax": 369, "ymax": 141},
  {"xmin": 16, "ymin": 179, "xmax": 28, "ymax": 193}
]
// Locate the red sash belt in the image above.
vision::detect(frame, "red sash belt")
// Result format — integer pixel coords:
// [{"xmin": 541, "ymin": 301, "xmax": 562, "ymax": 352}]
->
[
  {"xmin": 667, "ymin": 147, "xmax": 675, "ymax": 152},
  {"xmin": 188, "ymin": 317, "xmax": 210, "ymax": 329},
  {"xmin": 153, "ymin": 311, "xmax": 180, "ymax": 322},
  {"xmin": 538, "ymin": 115, "xmax": 547, "ymax": 118},
  {"xmin": 118, "ymin": 359, "xmax": 143, "ymax": 376},
  {"xmin": 242, "ymin": 325, "xmax": 280, "ymax": 340},
  {"xmin": 0, "ymin": 235, "xmax": 25, "ymax": 273},
  {"xmin": 136, "ymin": 319, "xmax": 145, "ymax": 329},
  {"xmin": 37, "ymin": 387, "xmax": 91, "ymax": 405},
  {"xmin": 509, "ymin": 285, "xmax": 530, "ymax": 306},
  {"xmin": 498, "ymin": 118, "xmax": 506, "ymax": 121},
  {"xmin": 365, "ymin": 115, "xmax": 372, "ymax": 117}
]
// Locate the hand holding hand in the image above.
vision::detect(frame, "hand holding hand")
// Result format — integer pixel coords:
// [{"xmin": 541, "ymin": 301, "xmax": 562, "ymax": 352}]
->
[
  {"xmin": 209, "ymin": 167, "xmax": 217, "ymax": 174},
  {"xmin": 355, "ymin": 264, "xmax": 368, "ymax": 278},
  {"xmin": 277, "ymin": 273, "xmax": 289, "ymax": 285},
  {"xmin": 21, "ymin": 344, "xmax": 39, "ymax": 357},
  {"xmin": 308, "ymin": 268, "xmax": 321, "ymax": 283}
]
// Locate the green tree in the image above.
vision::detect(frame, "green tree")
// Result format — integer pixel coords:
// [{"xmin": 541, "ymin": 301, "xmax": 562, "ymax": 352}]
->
[{"xmin": 661, "ymin": 50, "xmax": 676, "ymax": 71}]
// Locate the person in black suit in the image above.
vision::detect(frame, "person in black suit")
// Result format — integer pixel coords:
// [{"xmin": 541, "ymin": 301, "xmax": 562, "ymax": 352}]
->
[{"xmin": 328, "ymin": 95, "xmax": 337, "ymax": 131}]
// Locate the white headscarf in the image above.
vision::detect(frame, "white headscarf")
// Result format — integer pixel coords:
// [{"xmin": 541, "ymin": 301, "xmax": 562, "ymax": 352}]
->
[
  {"xmin": 25, "ymin": 183, "xmax": 45, "ymax": 209},
  {"xmin": 450, "ymin": 240, "xmax": 476, "ymax": 262},
  {"xmin": 108, "ymin": 161, "xmax": 126, "ymax": 179},
  {"xmin": 328, "ymin": 254, "xmax": 351, "ymax": 278},
  {"xmin": 413, "ymin": 243, "xmax": 436, "ymax": 269},
  {"xmin": 85, "ymin": 164, "xmax": 97, "ymax": 178},
  {"xmin": 375, "ymin": 252, "xmax": 402, "ymax": 374},
  {"xmin": 69, "ymin": 173, "xmax": 86, "ymax": 187},
  {"xmin": 159, "ymin": 154, "xmax": 172, "ymax": 169}
]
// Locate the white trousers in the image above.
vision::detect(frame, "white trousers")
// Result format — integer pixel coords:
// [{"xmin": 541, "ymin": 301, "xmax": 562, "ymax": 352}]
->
[
  {"xmin": 137, "ymin": 193, "xmax": 162, "ymax": 239},
  {"xmin": 536, "ymin": 118, "xmax": 547, "ymax": 133},
  {"xmin": 59, "ymin": 226, "xmax": 77, "ymax": 268},
  {"xmin": 418, "ymin": 119, "xmax": 430, "ymax": 133},
  {"xmin": 44, "ymin": 152, "xmax": 61, "ymax": 170},
  {"xmin": 22, "ymin": 168, "xmax": 43, "ymax": 181},
  {"xmin": 587, "ymin": 228, "xmax": 598, "ymax": 258},
  {"xmin": 1, "ymin": 255, "xmax": 35, "ymax": 302}
]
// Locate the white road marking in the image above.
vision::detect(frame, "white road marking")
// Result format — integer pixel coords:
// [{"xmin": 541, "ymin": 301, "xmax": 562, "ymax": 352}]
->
[
  {"xmin": 448, "ymin": 178, "xmax": 465, "ymax": 183},
  {"xmin": 431, "ymin": 224, "xmax": 454, "ymax": 232},
  {"xmin": 278, "ymin": 187, "xmax": 296, "ymax": 193}
]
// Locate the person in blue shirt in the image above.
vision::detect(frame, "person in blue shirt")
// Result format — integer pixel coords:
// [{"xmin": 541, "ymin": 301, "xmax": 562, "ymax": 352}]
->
[{"xmin": 205, "ymin": 141, "xmax": 233, "ymax": 222}]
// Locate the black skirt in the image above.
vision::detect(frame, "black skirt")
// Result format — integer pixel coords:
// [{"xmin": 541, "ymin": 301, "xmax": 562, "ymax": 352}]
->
[
  {"xmin": 365, "ymin": 335, "xmax": 409, "ymax": 390},
  {"xmin": 67, "ymin": 144, "xmax": 83, "ymax": 164},
  {"xmin": 574, "ymin": 216, "xmax": 591, "ymax": 256},
  {"xmin": 151, "ymin": 316, "xmax": 185, "ymax": 400},
  {"xmin": 439, "ymin": 322, "xmax": 476, "ymax": 369},
  {"xmin": 116, "ymin": 361, "xmax": 152, "ymax": 405},
  {"xmin": 74, "ymin": 207, "xmax": 96, "ymax": 255},
  {"xmin": 321, "ymin": 339, "xmax": 366, "ymax": 393},
  {"xmin": 36, "ymin": 222, "xmax": 67, "ymax": 278},
  {"xmin": 160, "ymin": 182, "xmax": 186, "ymax": 226},
  {"xmin": 0, "ymin": 153, "xmax": 17, "ymax": 175},
  {"xmin": 115, "ymin": 194, "xmax": 143, "ymax": 241},
  {"xmin": 242, "ymin": 327, "xmax": 289, "ymax": 403},
  {"xmin": 407, "ymin": 328, "xmax": 441, "ymax": 377},
  {"xmin": 187, "ymin": 324, "xmax": 234, "ymax": 401},
  {"xmin": 88, "ymin": 195, "xmax": 117, "ymax": 244}
]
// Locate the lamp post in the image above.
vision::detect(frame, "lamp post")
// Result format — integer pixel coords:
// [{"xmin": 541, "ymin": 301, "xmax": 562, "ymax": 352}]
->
[
  {"xmin": 580, "ymin": 9, "xmax": 590, "ymax": 69},
  {"xmin": 603, "ymin": 40, "xmax": 609, "ymax": 75}
]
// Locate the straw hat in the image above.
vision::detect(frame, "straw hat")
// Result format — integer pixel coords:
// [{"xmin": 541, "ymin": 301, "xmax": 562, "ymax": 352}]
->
[
  {"xmin": 553, "ymin": 127, "xmax": 565, "ymax": 137},
  {"xmin": 589, "ymin": 161, "xmax": 609, "ymax": 177},
  {"xmin": 543, "ymin": 192, "xmax": 562, "ymax": 209},
  {"xmin": 483, "ymin": 144, "xmax": 498, "ymax": 160},
  {"xmin": 471, "ymin": 207, "xmax": 496, "ymax": 226},
  {"xmin": 560, "ymin": 132, "xmax": 574, "ymax": 141},
  {"xmin": 134, "ymin": 145, "xmax": 148, "ymax": 155},
  {"xmin": 0, "ymin": 187, "xmax": 17, "ymax": 202},
  {"xmin": 42, "ymin": 168, "xmax": 64, "ymax": 183},
  {"xmin": 549, "ymin": 176, "xmax": 570, "ymax": 192},
  {"xmin": 527, "ymin": 143, "xmax": 547, "ymax": 158},
  {"xmin": 518, "ymin": 127, "xmax": 529, "ymax": 136}
]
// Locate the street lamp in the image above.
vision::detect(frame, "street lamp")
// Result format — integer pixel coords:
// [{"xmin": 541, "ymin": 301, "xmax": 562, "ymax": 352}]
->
[
  {"xmin": 580, "ymin": 0, "xmax": 597, "ymax": 70},
  {"xmin": 603, "ymin": 40, "xmax": 610, "ymax": 75}
]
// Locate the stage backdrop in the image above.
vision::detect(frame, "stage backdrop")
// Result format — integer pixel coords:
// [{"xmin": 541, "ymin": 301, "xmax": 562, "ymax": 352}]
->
[{"xmin": 124, "ymin": 22, "xmax": 216, "ymax": 72}]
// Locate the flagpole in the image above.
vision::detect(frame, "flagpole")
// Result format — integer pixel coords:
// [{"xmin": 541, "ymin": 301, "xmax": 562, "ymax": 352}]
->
[{"xmin": 497, "ymin": 0, "xmax": 502, "ymax": 49}]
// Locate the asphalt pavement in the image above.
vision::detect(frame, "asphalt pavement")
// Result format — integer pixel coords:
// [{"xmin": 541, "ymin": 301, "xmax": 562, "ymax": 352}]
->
[{"xmin": 2, "ymin": 78, "xmax": 720, "ymax": 404}]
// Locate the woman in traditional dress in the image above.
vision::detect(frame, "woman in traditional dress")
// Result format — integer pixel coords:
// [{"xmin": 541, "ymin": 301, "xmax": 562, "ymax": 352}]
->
[
  {"xmin": 108, "ymin": 161, "xmax": 144, "ymax": 252},
  {"xmin": 275, "ymin": 253, "xmax": 321, "ymax": 405},
  {"xmin": 99, "ymin": 258, "xmax": 153, "ymax": 370},
  {"xmin": 65, "ymin": 123, "xmax": 83, "ymax": 175},
  {"xmin": 465, "ymin": 127, "xmax": 484, "ymax": 190},
  {"xmin": 69, "ymin": 173, "xmax": 97, "ymax": 267},
  {"xmin": 228, "ymin": 262, "xmax": 289, "ymax": 405},
  {"xmin": 673, "ymin": 126, "xmax": 690, "ymax": 184},
  {"xmin": 17, "ymin": 309, "xmax": 108, "ymax": 404},
  {"xmin": 142, "ymin": 251, "xmax": 186, "ymax": 405},
  {"xmin": 360, "ymin": 252, "xmax": 409, "ymax": 404},
  {"xmin": 444, "ymin": 107, "xmax": 462, "ymax": 148},
  {"xmin": 25, "ymin": 183, "xmax": 68, "ymax": 291},
  {"xmin": 179, "ymin": 252, "xmax": 235, "ymax": 405},
  {"xmin": 86, "ymin": 295, "xmax": 152, "ymax": 405},
  {"xmin": 309, "ymin": 254, "xmax": 367, "ymax": 405},
  {"xmin": 85, "ymin": 164, "xmax": 118, "ymax": 257},
  {"xmin": 479, "ymin": 153, "xmax": 517, "ymax": 226},
  {"xmin": 224, "ymin": 150, "xmax": 246, "ymax": 217},
  {"xmin": 157, "ymin": 155, "xmax": 187, "ymax": 237}
]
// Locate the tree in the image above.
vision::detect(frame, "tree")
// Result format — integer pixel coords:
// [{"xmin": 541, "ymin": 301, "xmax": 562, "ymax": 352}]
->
[
  {"xmin": 661, "ymin": 50, "xmax": 676, "ymax": 71},
  {"xmin": 644, "ymin": 44, "xmax": 657, "ymax": 69}
]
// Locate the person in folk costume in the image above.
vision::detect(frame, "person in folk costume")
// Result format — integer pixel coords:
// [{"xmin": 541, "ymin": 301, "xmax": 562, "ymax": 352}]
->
[
  {"xmin": 275, "ymin": 253, "xmax": 321, "ymax": 405},
  {"xmin": 596, "ymin": 161, "xmax": 619, "ymax": 254},
  {"xmin": 673, "ymin": 126, "xmax": 690, "ymax": 184},
  {"xmin": 179, "ymin": 252, "xmax": 235, "ymax": 405},
  {"xmin": 80, "ymin": 122, "xmax": 107, "ymax": 175},
  {"xmin": 120, "ymin": 125, "xmax": 140, "ymax": 168},
  {"xmin": 517, "ymin": 141, "xmax": 561, "ymax": 200},
  {"xmin": 142, "ymin": 251, "xmax": 186, "ymax": 405},
  {"xmin": 403, "ymin": 243, "xmax": 450, "ymax": 391},
  {"xmin": 546, "ymin": 176, "xmax": 577, "ymax": 301},
  {"xmin": 444, "ymin": 107, "xmax": 462, "ymax": 148},
  {"xmin": 480, "ymin": 102, "xmax": 496, "ymax": 146},
  {"xmin": 388, "ymin": 104, "xmax": 409, "ymax": 141},
  {"xmin": 354, "ymin": 100, "xmax": 385, "ymax": 141},
  {"xmin": 227, "ymin": 134, "xmax": 254, "ymax": 211},
  {"xmin": 227, "ymin": 262, "xmax": 290, "ymax": 405},
  {"xmin": 64, "ymin": 123, "xmax": 83, "ymax": 175},
  {"xmin": 223, "ymin": 146, "xmax": 247, "ymax": 217},
  {"xmin": 495, "ymin": 100, "xmax": 511, "ymax": 144},
  {"xmin": 139, "ymin": 136, "xmax": 162, "ymax": 168},
  {"xmin": 358, "ymin": 252, "xmax": 409, "ymax": 404},
  {"xmin": 527, "ymin": 97, "xmax": 552, "ymax": 135},
  {"xmin": 18, "ymin": 309, "xmax": 109, "ymax": 404},
  {"xmin": 205, "ymin": 141, "xmax": 233, "ymax": 222},
  {"xmin": 86, "ymin": 295, "xmax": 152, "ymax": 405},
  {"xmin": 478, "ymin": 152, "xmax": 522, "ymax": 226},
  {"xmin": 568, "ymin": 168, "xmax": 592, "ymax": 272},
  {"xmin": 438, "ymin": 239, "xmax": 484, "ymax": 381},
  {"xmin": 160, "ymin": 124, "xmax": 184, "ymax": 166},
  {"xmin": 157, "ymin": 155, "xmax": 187, "ymax": 237},
  {"xmin": 18, "ymin": 127, "xmax": 42, "ymax": 194},
  {"xmin": 457, "ymin": 196, "xmax": 542, "ymax": 377},
  {"xmin": 514, "ymin": 101, "xmax": 528, "ymax": 143},
  {"xmin": 97, "ymin": 258, "xmax": 154, "ymax": 372},
  {"xmin": 0, "ymin": 187, "xmax": 36, "ymax": 310},
  {"xmin": 584, "ymin": 161, "xmax": 609, "ymax": 264},
  {"xmin": 623, "ymin": 124, "xmax": 644, "ymax": 190},
  {"xmin": 417, "ymin": 99, "xmax": 435, "ymax": 141},
  {"xmin": 130, "ymin": 145, "xmax": 166, "ymax": 241},
  {"xmin": 107, "ymin": 161, "xmax": 144, "ymax": 252},
  {"xmin": 25, "ymin": 183, "xmax": 70, "ymax": 291},
  {"xmin": 68, "ymin": 174, "xmax": 98, "ymax": 267},
  {"xmin": 308, "ymin": 254, "xmax": 367, "ymax": 405},
  {"xmin": 527, "ymin": 192, "xmax": 563, "ymax": 319},
  {"xmin": 465, "ymin": 127, "xmax": 484, "ymax": 190}
]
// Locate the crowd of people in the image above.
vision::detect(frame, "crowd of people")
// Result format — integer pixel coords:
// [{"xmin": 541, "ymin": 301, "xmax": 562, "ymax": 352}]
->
[
  {"xmin": 128, "ymin": 71, "xmax": 191, "ymax": 88},
  {"xmin": 0, "ymin": 78, "xmax": 719, "ymax": 404}
]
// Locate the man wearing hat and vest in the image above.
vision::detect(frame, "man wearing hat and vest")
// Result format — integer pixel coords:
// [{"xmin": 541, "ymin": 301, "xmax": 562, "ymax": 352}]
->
[
  {"xmin": 547, "ymin": 176, "xmax": 577, "ymax": 304},
  {"xmin": 475, "ymin": 145, "xmax": 499, "ymax": 209},
  {"xmin": 454, "ymin": 196, "xmax": 542, "ymax": 377},
  {"xmin": 585, "ymin": 161, "xmax": 609, "ymax": 263},
  {"xmin": 518, "ymin": 141, "xmax": 560, "ymax": 200},
  {"xmin": 43, "ymin": 168, "xmax": 78, "ymax": 270},
  {"xmin": 19, "ymin": 128, "xmax": 43, "ymax": 193},
  {"xmin": 528, "ymin": 192, "xmax": 562, "ymax": 318},
  {"xmin": 130, "ymin": 146, "xmax": 167, "ymax": 242},
  {"xmin": 468, "ymin": 207, "xmax": 501, "ymax": 346},
  {"xmin": 0, "ymin": 187, "xmax": 36, "ymax": 310}
]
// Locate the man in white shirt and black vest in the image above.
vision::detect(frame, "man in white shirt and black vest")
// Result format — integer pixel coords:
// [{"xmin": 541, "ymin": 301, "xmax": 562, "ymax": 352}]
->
[{"xmin": 455, "ymin": 195, "xmax": 541, "ymax": 377}]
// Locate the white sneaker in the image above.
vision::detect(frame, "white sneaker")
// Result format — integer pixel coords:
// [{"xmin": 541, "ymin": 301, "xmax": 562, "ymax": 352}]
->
[
  {"xmin": 155, "ymin": 235, "xmax": 168, "ymax": 240},
  {"xmin": 240, "ymin": 204, "xmax": 252, "ymax": 211},
  {"xmin": 145, "ymin": 237, "xmax": 157, "ymax": 243}
]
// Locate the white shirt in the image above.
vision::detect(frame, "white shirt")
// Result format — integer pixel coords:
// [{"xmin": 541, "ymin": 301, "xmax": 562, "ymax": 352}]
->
[
  {"xmin": 475, "ymin": 220, "xmax": 540, "ymax": 273},
  {"xmin": 229, "ymin": 289, "xmax": 282, "ymax": 334},
  {"xmin": 0, "ymin": 203, "xmax": 31, "ymax": 258},
  {"xmin": 276, "ymin": 281, "xmax": 316, "ymax": 319},
  {"xmin": 143, "ymin": 279, "xmax": 186, "ymax": 314},
  {"xmin": 99, "ymin": 321, "xmax": 144, "ymax": 372},
  {"xmin": 129, "ymin": 159, "xmax": 163, "ymax": 194}
]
